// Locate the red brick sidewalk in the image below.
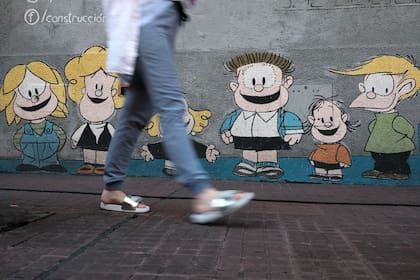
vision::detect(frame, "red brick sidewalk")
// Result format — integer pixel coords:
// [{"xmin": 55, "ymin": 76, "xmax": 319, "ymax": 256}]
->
[{"xmin": 1, "ymin": 173, "xmax": 420, "ymax": 279}]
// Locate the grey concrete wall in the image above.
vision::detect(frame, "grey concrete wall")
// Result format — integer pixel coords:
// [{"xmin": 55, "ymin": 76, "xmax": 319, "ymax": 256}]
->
[{"xmin": 0, "ymin": 0, "xmax": 419, "ymax": 184}]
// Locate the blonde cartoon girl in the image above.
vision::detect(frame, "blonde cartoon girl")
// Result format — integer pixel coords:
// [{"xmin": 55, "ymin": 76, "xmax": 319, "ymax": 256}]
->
[
  {"xmin": 0, "ymin": 61, "xmax": 68, "ymax": 172},
  {"xmin": 140, "ymin": 99, "xmax": 219, "ymax": 176},
  {"xmin": 65, "ymin": 46, "xmax": 124, "ymax": 175}
]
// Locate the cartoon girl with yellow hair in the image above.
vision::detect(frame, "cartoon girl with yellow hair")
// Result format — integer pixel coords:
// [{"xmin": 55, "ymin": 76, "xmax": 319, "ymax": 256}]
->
[
  {"xmin": 140, "ymin": 99, "xmax": 219, "ymax": 176},
  {"xmin": 0, "ymin": 61, "xmax": 68, "ymax": 172},
  {"xmin": 65, "ymin": 46, "xmax": 124, "ymax": 175}
]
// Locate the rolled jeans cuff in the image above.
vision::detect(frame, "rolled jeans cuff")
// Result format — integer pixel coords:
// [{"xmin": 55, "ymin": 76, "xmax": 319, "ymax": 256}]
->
[{"xmin": 104, "ymin": 180, "xmax": 123, "ymax": 191}]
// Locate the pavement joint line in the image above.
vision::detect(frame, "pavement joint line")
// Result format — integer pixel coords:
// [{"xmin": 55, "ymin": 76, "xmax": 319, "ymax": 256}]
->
[
  {"xmin": 1, "ymin": 187, "xmax": 420, "ymax": 207},
  {"xmin": 336, "ymin": 229, "xmax": 383, "ymax": 279},
  {"xmin": 10, "ymin": 230, "xmax": 46, "ymax": 247},
  {"xmin": 32, "ymin": 213, "xmax": 144, "ymax": 280}
]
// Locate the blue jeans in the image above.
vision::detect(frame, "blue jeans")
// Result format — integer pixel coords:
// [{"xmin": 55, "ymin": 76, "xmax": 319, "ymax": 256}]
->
[{"xmin": 104, "ymin": 2, "xmax": 210, "ymax": 196}]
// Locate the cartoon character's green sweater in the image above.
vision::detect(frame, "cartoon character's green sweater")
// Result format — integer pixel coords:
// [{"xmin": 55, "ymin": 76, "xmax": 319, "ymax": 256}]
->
[{"xmin": 365, "ymin": 112, "xmax": 415, "ymax": 154}]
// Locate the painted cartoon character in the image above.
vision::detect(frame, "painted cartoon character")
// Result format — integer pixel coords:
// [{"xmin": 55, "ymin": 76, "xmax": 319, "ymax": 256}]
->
[
  {"xmin": 331, "ymin": 55, "xmax": 420, "ymax": 180},
  {"xmin": 0, "ymin": 61, "xmax": 68, "ymax": 172},
  {"xmin": 221, "ymin": 52, "xmax": 304, "ymax": 178},
  {"xmin": 65, "ymin": 46, "xmax": 124, "ymax": 175},
  {"xmin": 140, "ymin": 99, "xmax": 219, "ymax": 176},
  {"xmin": 306, "ymin": 96, "xmax": 359, "ymax": 181}
]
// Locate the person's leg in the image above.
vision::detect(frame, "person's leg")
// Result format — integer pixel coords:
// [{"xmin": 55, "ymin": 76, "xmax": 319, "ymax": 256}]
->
[
  {"xmin": 138, "ymin": 3, "xmax": 210, "ymax": 196},
  {"xmin": 101, "ymin": 69, "xmax": 154, "ymax": 208},
  {"xmin": 138, "ymin": 3, "xmax": 254, "ymax": 220}
]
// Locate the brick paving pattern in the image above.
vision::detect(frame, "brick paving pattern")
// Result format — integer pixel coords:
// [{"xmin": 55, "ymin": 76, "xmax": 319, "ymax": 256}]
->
[{"xmin": 0, "ymin": 174, "xmax": 420, "ymax": 279}]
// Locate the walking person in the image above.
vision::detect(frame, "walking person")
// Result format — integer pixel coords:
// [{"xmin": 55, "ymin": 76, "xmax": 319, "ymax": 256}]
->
[{"xmin": 100, "ymin": 0, "xmax": 254, "ymax": 224}]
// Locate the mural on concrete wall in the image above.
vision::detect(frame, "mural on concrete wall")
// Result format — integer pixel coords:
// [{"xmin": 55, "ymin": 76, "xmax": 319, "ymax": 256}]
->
[
  {"xmin": 65, "ymin": 46, "xmax": 124, "ymax": 175},
  {"xmin": 0, "ymin": 46, "xmax": 418, "ymax": 185},
  {"xmin": 330, "ymin": 55, "xmax": 420, "ymax": 180},
  {"xmin": 0, "ymin": 61, "xmax": 68, "ymax": 172},
  {"xmin": 306, "ymin": 96, "xmax": 359, "ymax": 182},
  {"xmin": 221, "ymin": 52, "xmax": 304, "ymax": 179},
  {"xmin": 141, "ymin": 98, "xmax": 219, "ymax": 176}
]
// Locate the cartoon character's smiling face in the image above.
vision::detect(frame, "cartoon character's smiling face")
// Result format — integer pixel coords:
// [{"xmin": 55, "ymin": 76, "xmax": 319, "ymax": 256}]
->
[
  {"xmin": 231, "ymin": 63, "xmax": 293, "ymax": 112},
  {"xmin": 308, "ymin": 101, "xmax": 348, "ymax": 144},
  {"xmin": 80, "ymin": 69, "xmax": 117, "ymax": 123},
  {"xmin": 13, "ymin": 70, "xmax": 58, "ymax": 122}
]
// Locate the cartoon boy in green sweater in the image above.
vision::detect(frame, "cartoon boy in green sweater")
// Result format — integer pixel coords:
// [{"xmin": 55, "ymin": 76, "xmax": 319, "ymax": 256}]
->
[{"xmin": 331, "ymin": 55, "xmax": 420, "ymax": 180}]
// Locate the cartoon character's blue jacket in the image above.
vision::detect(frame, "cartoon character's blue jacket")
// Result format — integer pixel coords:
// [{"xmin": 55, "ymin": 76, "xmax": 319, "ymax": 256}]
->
[{"xmin": 220, "ymin": 108, "xmax": 303, "ymax": 137}]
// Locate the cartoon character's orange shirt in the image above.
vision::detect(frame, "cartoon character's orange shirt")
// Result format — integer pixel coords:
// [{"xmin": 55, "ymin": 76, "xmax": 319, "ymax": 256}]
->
[{"xmin": 308, "ymin": 143, "xmax": 351, "ymax": 166}]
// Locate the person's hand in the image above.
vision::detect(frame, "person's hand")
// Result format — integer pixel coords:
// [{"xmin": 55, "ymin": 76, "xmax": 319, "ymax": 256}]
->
[
  {"xmin": 284, "ymin": 134, "xmax": 302, "ymax": 146},
  {"xmin": 140, "ymin": 145, "xmax": 154, "ymax": 161},
  {"xmin": 206, "ymin": 144, "xmax": 220, "ymax": 162},
  {"xmin": 221, "ymin": 130, "xmax": 233, "ymax": 144}
]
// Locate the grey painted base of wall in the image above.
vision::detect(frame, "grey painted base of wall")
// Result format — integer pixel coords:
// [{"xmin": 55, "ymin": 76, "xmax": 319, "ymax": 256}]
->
[{"xmin": 0, "ymin": 156, "xmax": 418, "ymax": 187}]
